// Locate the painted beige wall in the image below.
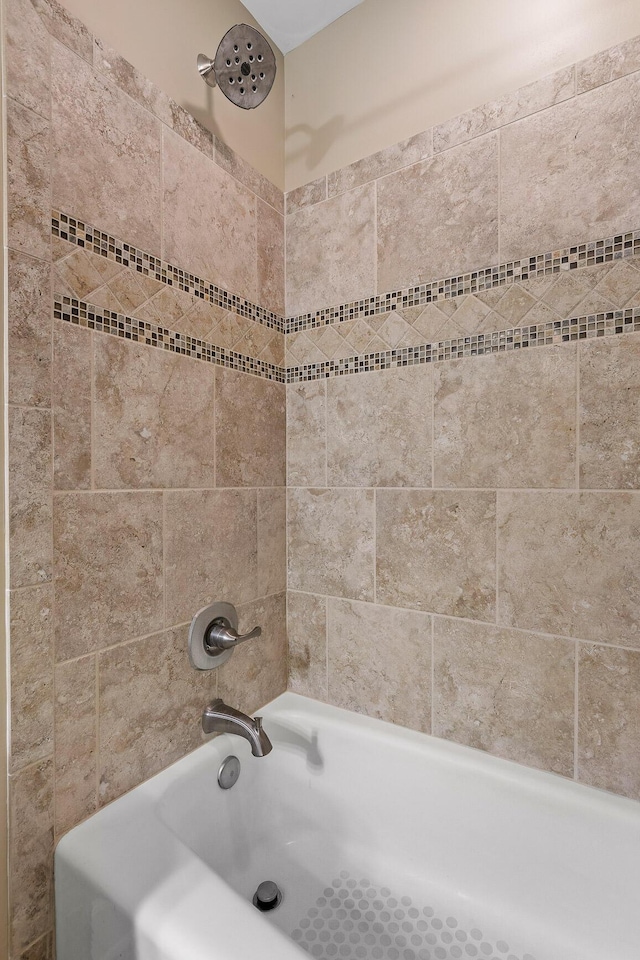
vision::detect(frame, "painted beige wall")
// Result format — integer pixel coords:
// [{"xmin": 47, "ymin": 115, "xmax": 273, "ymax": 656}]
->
[
  {"xmin": 285, "ymin": 0, "xmax": 640, "ymax": 189},
  {"xmin": 57, "ymin": 0, "xmax": 285, "ymax": 188}
]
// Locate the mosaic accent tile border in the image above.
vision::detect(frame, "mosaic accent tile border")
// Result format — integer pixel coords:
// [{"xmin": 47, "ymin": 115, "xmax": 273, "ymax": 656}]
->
[
  {"xmin": 54, "ymin": 296, "xmax": 285, "ymax": 383},
  {"xmin": 286, "ymin": 307, "xmax": 640, "ymax": 383},
  {"xmin": 287, "ymin": 230, "xmax": 640, "ymax": 334},
  {"xmin": 52, "ymin": 211, "xmax": 286, "ymax": 333}
]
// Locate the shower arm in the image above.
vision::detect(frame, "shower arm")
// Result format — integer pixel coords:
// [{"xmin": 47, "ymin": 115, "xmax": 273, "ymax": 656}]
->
[{"xmin": 197, "ymin": 54, "xmax": 217, "ymax": 88}]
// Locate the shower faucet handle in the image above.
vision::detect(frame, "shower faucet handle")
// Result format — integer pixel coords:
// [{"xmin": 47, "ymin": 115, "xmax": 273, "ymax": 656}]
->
[
  {"xmin": 188, "ymin": 601, "xmax": 262, "ymax": 671},
  {"xmin": 204, "ymin": 617, "xmax": 262, "ymax": 651}
]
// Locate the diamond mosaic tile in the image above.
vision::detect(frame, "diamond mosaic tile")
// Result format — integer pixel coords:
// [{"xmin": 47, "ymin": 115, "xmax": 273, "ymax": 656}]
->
[
  {"xmin": 53, "ymin": 212, "xmax": 640, "ymax": 386},
  {"xmin": 54, "ymin": 297, "xmax": 285, "ymax": 383},
  {"xmin": 285, "ymin": 256, "xmax": 640, "ymax": 367},
  {"xmin": 286, "ymin": 229, "xmax": 640, "ymax": 335},
  {"xmin": 52, "ymin": 211, "xmax": 285, "ymax": 332}
]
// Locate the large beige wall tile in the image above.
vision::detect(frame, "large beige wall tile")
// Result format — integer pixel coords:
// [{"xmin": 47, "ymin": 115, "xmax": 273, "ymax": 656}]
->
[
  {"xmin": 377, "ymin": 134, "xmax": 499, "ymax": 292},
  {"xmin": 92, "ymin": 37, "xmax": 175, "ymax": 133},
  {"xmin": 51, "ymin": 40, "xmax": 161, "ymax": 255},
  {"xmin": 7, "ymin": 99, "xmax": 51, "ymax": 260},
  {"xmin": 578, "ymin": 645, "xmax": 640, "ymax": 800},
  {"xmin": 9, "ymin": 759, "xmax": 54, "ymax": 954},
  {"xmin": 327, "ymin": 366, "xmax": 432, "ymax": 487},
  {"xmin": 53, "ymin": 492, "xmax": 163, "ymax": 660},
  {"xmin": 215, "ymin": 369, "xmax": 285, "ymax": 487},
  {"xmin": 9, "ymin": 408, "xmax": 52, "ymax": 589},
  {"xmin": 433, "ymin": 618, "xmax": 574, "ymax": 775},
  {"xmin": 286, "ymin": 177, "xmax": 327, "ymax": 215},
  {"xmin": 257, "ymin": 488, "xmax": 286, "ymax": 598},
  {"xmin": 53, "ymin": 323, "xmax": 91, "ymax": 490},
  {"xmin": 32, "ymin": 0, "xmax": 92, "ymax": 61},
  {"xmin": 287, "ymin": 381, "xmax": 326, "ymax": 487},
  {"xmin": 498, "ymin": 492, "xmax": 640, "ymax": 645},
  {"xmin": 580, "ymin": 337, "xmax": 640, "ymax": 489},
  {"xmin": 327, "ymin": 130, "xmax": 433, "ymax": 198},
  {"xmin": 5, "ymin": 0, "xmax": 51, "ymax": 119},
  {"xmin": 433, "ymin": 66, "xmax": 575, "ymax": 153},
  {"xmin": 257, "ymin": 199, "xmax": 284, "ymax": 317},
  {"xmin": 434, "ymin": 346, "xmax": 577, "ymax": 488},
  {"xmin": 327, "ymin": 599, "xmax": 431, "ymax": 732},
  {"xmin": 93, "ymin": 336, "xmax": 216, "ymax": 489},
  {"xmin": 164, "ymin": 489, "xmax": 258, "ymax": 626},
  {"xmin": 376, "ymin": 490, "xmax": 496, "ymax": 619},
  {"xmin": 287, "ymin": 591, "xmax": 327, "ymax": 700},
  {"xmin": 500, "ymin": 73, "xmax": 640, "ymax": 262},
  {"xmin": 9, "ymin": 586, "xmax": 53, "ymax": 771},
  {"xmin": 577, "ymin": 35, "xmax": 640, "ymax": 94},
  {"xmin": 288, "ymin": 488, "xmax": 375, "ymax": 601},
  {"xmin": 8, "ymin": 251, "xmax": 51, "ymax": 408},
  {"xmin": 19, "ymin": 933, "xmax": 52, "ymax": 960},
  {"xmin": 218, "ymin": 593, "xmax": 287, "ymax": 715},
  {"xmin": 99, "ymin": 626, "xmax": 213, "ymax": 804},
  {"xmin": 286, "ymin": 184, "xmax": 376, "ymax": 316},
  {"xmin": 214, "ymin": 139, "xmax": 283, "ymax": 215},
  {"xmin": 163, "ymin": 127, "xmax": 256, "ymax": 299},
  {"xmin": 54, "ymin": 656, "xmax": 96, "ymax": 835}
]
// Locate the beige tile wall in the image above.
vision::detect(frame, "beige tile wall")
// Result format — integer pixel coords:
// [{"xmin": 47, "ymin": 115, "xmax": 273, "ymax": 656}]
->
[
  {"xmin": 285, "ymin": 36, "xmax": 640, "ymax": 317},
  {"xmin": 5, "ymin": 3, "xmax": 640, "ymax": 957},
  {"xmin": 3, "ymin": 1, "xmax": 286, "ymax": 957},
  {"xmin": 287, "ymin": 335, "xmax": 640, "ymax": 803},
  {"xmin": 286, "ymin": 35, "xmax": 640, "ymax": 815}
]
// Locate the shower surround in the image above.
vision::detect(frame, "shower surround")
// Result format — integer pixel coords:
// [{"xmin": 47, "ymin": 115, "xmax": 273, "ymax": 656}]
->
[
  {"xmin": 3, "ymin": 0, "xmax": 640, "ymax": 956},
  {"xmin": 4, "ymin": 0, "xmax": 285, "ymax": 957},
  {"xmin": 286, "ymin": 38, "xmax": 640, "ymax": 810}
]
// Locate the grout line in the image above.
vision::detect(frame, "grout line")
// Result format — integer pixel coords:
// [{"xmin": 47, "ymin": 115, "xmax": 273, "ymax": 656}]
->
[
  {"xmin": 372, "ymin": 488, "xmax": 377, "ymax": 604},
  {"xmin": 284, "ymin": 589, "xmax": 640, "ymax": 654},
  {"xmin": 280, "ymin": 485, "xmax": 640, "ymax": 494},
  {"xmin": 431, "ymin": 361, "xmax": 435, "ymax": 488},
  {"xmin": 497, "ymin": 128, "xmax": 502, "ymax": 263},
  {"xmin": 576, "ymin": 342, "xmax": 581, "ymax": 489},
  {"xmin": 94, "ymin": 654, "xmax": 100, "ymax": 812},
  {"xmin": 51, "ymin": 603, "xmax": 57, "ymax": 836},
  {"xmin": 495, "ymin": 491, "xmax": 500, "ymax": 625},
  {"xmin": 323, "ymin": 379, "xmax": 328, "ymax": 486},
  {"xmin": 373, "ymin": 179, "xmax": 378, "ymax": 297},
  {"xmin": 50, "ymin": 590, "xmax": 286, "ymax": 670},
  {"xmin": 574, "ymin": 640, "xmax": 579, "ymax": 781},
  {"xmin": 7, "ymin": 752, "xmax": 55, "ymax": 779},
  {"xmin": 430, "ymin": 616, "xmax": 435, "ymax": 735},
  {"xmin": 52, "ymin": 622, "xmax": 192, "ymax": 668},
  {"xmin": 90, "ymin": 331, "xmax": 95, "ymax": 491},
  {"xmin": 52, "ymin": 485, "xmax": 297, "ymax": 495},
  {"xmin": 324, "ymin": 595, "xmax": 330, "ymax": 701},
  {"xmin": 160, "ymin": 125, "xmax": 165, "ymax": 262},
  {"xmin": 162, "ymin": 492, "xmax": 167, "ymax": 629}
]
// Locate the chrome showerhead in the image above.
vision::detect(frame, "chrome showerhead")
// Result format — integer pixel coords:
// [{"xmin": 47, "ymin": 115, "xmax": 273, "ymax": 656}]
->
[{"xmin": 198, "ymin": 23, "xmax": 276, "ymax": 110}]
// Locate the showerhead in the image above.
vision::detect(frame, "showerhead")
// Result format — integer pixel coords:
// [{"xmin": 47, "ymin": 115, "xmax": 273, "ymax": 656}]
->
[{"xmin": 198, "ymin": 23, "xmax": 276, "ymax": 110}]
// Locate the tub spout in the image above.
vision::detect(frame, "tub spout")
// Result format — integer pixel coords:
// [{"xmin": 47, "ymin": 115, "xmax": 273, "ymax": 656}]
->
[{"xmin": 202, "ymin": 699, "xmax": 273, "ymax": 757}]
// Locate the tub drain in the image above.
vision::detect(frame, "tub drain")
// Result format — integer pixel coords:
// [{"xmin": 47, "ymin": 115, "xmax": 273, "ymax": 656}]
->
[{"xmin": 253, "ymin": 880, "xmax": 282, "ymax": 911}]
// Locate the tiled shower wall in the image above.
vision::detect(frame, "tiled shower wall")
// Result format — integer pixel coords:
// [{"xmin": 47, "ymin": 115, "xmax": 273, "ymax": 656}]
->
[
  {"xmin": 286, "ymin": 36, "xmax": 640, "ymax": 803},
  {"xmin": 5, "ymin": 2, "xmax": 640, "ymax": 957},
  {"xmin": 4, "ymin": 0, "xmax": 286, "ymax": 956}
]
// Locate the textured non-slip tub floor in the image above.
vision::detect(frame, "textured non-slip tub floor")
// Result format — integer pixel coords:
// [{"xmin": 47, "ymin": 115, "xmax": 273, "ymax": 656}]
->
[{"xmin": 290, "ymin": 872, "xmax": 535, "ymax": 960}]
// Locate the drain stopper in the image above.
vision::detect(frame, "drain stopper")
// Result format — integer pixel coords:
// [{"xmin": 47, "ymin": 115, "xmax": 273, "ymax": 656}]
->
[{"xmin": 253, "ymin": 880, "xmax": 282, "ymax": 911}]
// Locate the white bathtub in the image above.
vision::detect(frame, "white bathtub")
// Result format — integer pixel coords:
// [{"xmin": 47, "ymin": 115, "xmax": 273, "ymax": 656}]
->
[{"xmin": 55, "ymin": 693, "xmax": 640, "ymax": 960}]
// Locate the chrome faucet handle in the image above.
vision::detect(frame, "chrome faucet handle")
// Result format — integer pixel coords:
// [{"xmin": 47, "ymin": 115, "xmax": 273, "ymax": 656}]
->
[
  {"xmin": 204, "ymin": 617, "xmax": 262, "ymax": 652},
  {"xmin": 189, "ymin": 602, "xmax": 262, "ymax": 671}
]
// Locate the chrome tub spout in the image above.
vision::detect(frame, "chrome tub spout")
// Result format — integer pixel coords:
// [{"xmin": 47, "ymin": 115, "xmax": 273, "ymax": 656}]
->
[{"xmin": 202, "ymin": 699, "xmax": 272, "ymax": 757}]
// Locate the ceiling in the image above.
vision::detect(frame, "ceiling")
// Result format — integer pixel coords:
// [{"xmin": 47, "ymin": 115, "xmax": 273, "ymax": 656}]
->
[{"xmin": 241, "ymin": 0, "xmax": 365, "ymax": 54}]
